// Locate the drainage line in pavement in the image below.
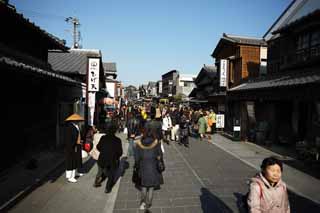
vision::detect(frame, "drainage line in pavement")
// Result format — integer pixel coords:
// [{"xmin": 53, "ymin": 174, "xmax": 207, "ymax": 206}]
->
[{"xmin": 172, "ymin": 142, "xmax": 206, "ymax": 188}]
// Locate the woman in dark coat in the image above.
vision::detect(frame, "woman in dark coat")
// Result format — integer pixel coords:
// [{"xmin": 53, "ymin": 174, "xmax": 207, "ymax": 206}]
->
[
  {"xmin": 134, "ymin": 129, "xmax": 164, "ymax": 211},
  {"xmin": 64, "ymin": 113, "xmax": 84, "ymax": 183},
  {"xmin": 179, "ymin": 113, "xmax": 189, "ymax": 147},
  {"xmin": 96, "ymin": 121, "xmax": 123, "ymax": 193}
]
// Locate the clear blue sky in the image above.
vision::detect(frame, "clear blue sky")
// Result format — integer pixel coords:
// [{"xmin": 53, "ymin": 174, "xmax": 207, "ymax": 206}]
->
[{"xmin": 11, "ymin": 0, "xmax": 292, "ymax": 87}]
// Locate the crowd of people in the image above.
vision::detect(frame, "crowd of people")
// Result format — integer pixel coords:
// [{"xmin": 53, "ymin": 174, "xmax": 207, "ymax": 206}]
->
[{"xmin": 63, "ymin": 102, "xmax": 291, "ymax": 213}]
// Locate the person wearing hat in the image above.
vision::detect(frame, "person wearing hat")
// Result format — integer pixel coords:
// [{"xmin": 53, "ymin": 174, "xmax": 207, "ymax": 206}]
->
[{"xmin": 64, "ymin": 113, "xmax": 85, "ymax": 183}]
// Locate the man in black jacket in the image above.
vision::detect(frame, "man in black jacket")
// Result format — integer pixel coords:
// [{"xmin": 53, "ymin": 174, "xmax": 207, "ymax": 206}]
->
[{"xmin": 95, "ymin": 121, "xmax": 123, "ymax": 193}]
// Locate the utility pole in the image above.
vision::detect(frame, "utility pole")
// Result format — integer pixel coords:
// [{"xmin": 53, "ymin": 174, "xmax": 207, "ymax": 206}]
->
[{"xmin": 65, "ymin": 17, "xmax": 80, "ymax": 48}]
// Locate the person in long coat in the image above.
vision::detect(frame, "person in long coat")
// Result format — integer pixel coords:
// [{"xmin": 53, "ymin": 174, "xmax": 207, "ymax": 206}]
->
[
  {"xmin": 127, "ymin": 112, "xmax": 140, "ymax": 157},
  {"xmin": 179, "ymin": 113, "xmax": 189, "ymax": 147},
  {"xmin": 95, "ymin": 121, "xmax": 123, "ymax": 193},
  {"xmin": 197, "ymin": 112, "xmax": 207, "ymax": 140},
  {"xmin": 65, "ymin": 113, "xmax": 85, "ymax": 183},
  {"xmin": 134, "ymin": 129, "xmax": 164, "ymax": 211}
]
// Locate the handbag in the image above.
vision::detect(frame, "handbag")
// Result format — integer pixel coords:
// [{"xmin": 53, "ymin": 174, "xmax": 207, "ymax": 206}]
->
[
  {"xmin": 157, "ymin": 157, "xmax": 165, "ymax": 173},
  {"xmin": 83, "ymin": 142, "xmax": 93, "ymax": 152}
]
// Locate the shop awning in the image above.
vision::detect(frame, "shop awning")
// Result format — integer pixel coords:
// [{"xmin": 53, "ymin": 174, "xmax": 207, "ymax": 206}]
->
[
  {"xmin": 189, "ymin": 98, "xmax": 208, "ymax": 103},
  {"xmin": 229, "ymin": 70, "xmax": 320, "ymax": 92},
  {"xmin": 0, "ymin": 56, "xmax": 82, "ymax": 85}
]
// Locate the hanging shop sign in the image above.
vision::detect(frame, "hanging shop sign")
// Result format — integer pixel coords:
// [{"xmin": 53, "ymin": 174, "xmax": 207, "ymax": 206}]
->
[
  {"xmin": 88, "ymin": 58, "xmax": 100, "ymax": 92},
  {"xmin": 220, "ymin": 59, "xmax": 227, "ymax": 87},
  {"xmin": 216, "ymin": 114, "xmax": 225, "ymax": 128},
  {"xmin": 219, "ymin": 59, "xmax": 227, "ymax": 87}
]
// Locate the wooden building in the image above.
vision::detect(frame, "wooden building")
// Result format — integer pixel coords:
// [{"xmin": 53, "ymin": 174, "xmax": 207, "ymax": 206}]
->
[
  {"xmin": 0, "ymin": 2, "xmax": 84, "ymax": 170},
  {"xmin": 228, "ymin": 1, "xmax": 320, "ymax": 157},
  {"xmin": 211, "ymin": 33, "xmax": 267, "ymax": 139},
  {"xmin": 189, "ymin": 65, "xmax": 217, "ymax": 109}
]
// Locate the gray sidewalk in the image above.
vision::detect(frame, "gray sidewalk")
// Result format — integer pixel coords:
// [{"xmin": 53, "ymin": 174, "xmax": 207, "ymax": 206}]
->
[
  {"xmin": 0, "ymin": 150, "xmax": 65, "ymax": 211},
  {"xmin": 2, "ymin": 133, "xmax": 129, "ymax": 213},
  {"xmin": 211, "ymin": 133, "xmax": 320, "ymax": 204}
]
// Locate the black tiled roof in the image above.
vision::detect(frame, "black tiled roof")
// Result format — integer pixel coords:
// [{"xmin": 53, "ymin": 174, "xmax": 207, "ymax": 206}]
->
[
  {"xmin": 48, "ymin": 49, "xmax": 101, "ymax": 75},
  {"xmin": 0, "ymin": 56, "xmax": 81, "ymax": 84},
  {"xmin": 222, "ymin": 33, "xmax": 267, "ymax": 46},
  {"xmin": 229, "ymin": 71, "xmax": 320, "ymax": 92},
  {"xmin": 272, "ymin": 9, "xmax": 320, "ymax": 34},
  {"xmin": 1, "ymin": 3, "xmax": 68, "ymax": 50},
  {"xmin": 212, "ymin": 33, "xmax": 266, "ymax": 57},
  {"xmin": 103, "ymin": 62, "xmax": 117, "ymax": 73}
]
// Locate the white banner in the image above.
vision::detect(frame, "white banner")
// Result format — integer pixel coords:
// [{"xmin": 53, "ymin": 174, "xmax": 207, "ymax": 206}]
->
[
  {"xmin": 88, "ymin": 58, "xmax": 100, "ymax": 91},
  {"xmin": 220, "ymin": 59, "xmax": 227, "ymax": 87},
  {"xmin": 106, "ymin": 82, "xmax": 115, "ymax": 98},
  {"xmin": 216, "ymin": 114, "xmax": 225, "ymax": 128}
]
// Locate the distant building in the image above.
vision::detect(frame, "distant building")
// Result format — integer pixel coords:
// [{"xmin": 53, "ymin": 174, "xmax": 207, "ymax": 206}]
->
[
  {"xmin": 147, "ymin": 81, "xmax": 157, "ymax": 97},
  {"xmin": 161, "ymin": 70, "xmax": 179, "ymax": 97},
  {"xmin": 176, "ymin": 74, "xmax": 196, "ymax": 99},
  {"xmin": 125, "ymin": 85, "xmax": 138, "ymax": 100},
  {"xmin": 103, "ymin": 62, "xmax": 117, "ymax": 80}
]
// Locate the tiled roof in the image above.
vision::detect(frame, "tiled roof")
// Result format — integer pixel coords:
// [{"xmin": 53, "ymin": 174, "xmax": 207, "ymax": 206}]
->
[
  {"xmin": 195, "ymin": 65, "xmax": 217, "ymax": 85},
  {"xmin": 48, "ymin": 49, "xmax": 101, "ymax": 75},
  {"xmin": 0, "ymin": 56, "xmax": 81, "ymax": 84},
  {"xmin": 222, "ymin": 33, "xmax": 267, "ymax": 46},
  {"xmin": 1, "ymin": 3, "xmax": 68, "ymax": 50},
  {"xmin": 272, "ymin": 9, "xmax": 320, "ymax": 34},
  {"xmin": 229, "ymin": 71, "xmax": 320, "ymax": 92},
  {"xmin": 212, "ymin": 33, "xmax": 266, "ymax": 57},
  {"xmin": 103, "ymin": 62, "xmax": 117, "ymax": 73}
]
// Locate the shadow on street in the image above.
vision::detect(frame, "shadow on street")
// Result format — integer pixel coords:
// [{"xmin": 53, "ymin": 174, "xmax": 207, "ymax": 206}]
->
[{"xmin": 200, "ymin": 187, "xmax": 233, "ymax": 213}]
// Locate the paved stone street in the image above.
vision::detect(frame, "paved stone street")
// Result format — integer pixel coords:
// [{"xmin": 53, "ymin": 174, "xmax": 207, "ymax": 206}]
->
[
  {"xmin": 6, "ymin": 133, "xmax": 320, "ymax": 213},
  {"xmin": 114, "ymin": 136, "xmax": 320, "ymax": 213}
]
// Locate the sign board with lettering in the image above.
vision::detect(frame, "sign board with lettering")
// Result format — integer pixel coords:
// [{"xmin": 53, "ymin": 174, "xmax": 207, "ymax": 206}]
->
[
  {"xmin": 220, "ymin": 59, "xmax": 227, "ymax": 87},
  {"xmin": 216, "ymin": 114, "xmax": 225, "ymax": 128},
  {"xmin": 88, "ymin": 58, "xmax": 100, "ymax": 91}
]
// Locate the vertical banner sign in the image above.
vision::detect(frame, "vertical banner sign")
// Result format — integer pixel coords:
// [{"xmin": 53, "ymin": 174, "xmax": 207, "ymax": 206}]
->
[
  {"xmin": 216, "ymin": 114, "xmax": 225, "ymax": 128},
  {"xmin": 220, "ymin": 59, "xmax": 227, "ymax": 87},
  {"xmin": 88, "ymin": 58, "xmax": 100, "ymax": 91}
]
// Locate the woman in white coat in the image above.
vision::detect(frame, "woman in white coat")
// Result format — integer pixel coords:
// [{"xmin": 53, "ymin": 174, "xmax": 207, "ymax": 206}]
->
[{"xmin": 162, "ymin": 112, "xmax": 172, "ymax": 144}]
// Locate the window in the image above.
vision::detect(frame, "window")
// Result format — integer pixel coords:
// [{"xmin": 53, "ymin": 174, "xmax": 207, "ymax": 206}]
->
[
  {"xmin": 296, "ymin": 33, "xmax": 309, "ymax": 50},
  {"xmin": 311, "ymin": 30, "xmax": 320, "ymax": 46}
]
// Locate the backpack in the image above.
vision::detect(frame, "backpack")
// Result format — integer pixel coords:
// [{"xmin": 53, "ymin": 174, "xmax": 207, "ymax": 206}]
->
[{"xmin": 240, "ymin": 181, "xmax": 263, "ymax": 213}]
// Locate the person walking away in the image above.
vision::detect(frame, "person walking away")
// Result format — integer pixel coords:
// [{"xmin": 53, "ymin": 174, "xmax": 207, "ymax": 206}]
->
[
  {"xmin": 127, "ymin": 112, "xmax": 140, "ymax": 157},
  {"xmin": 197, "ymin": 112, "xmax": 207, "ymax": 141},
  {"xmin": 64, "ymin": 113, "xmax": 85, "ymax": 183},
  {"xmin": 135, "ymin": 130, "xmax": 164, "ymax": 211},
  {"xmin": 170, "ymin": 107, "xmax": 180, "ymax": 142},
  {"xmin": 162, "ymin": 112, "xmax": 172, "ymax": 144},
  {"xmin": 179, "ymin": 112, "xmax": 189, "ymax": 147},
  {"xmin": 95, "ymin": 121, "xmax": 123, "ymax": 193},
  {"xmin": 247, "ymin": 156, "xmax": 290, "ymax": 213},
  {"xmin": 145, "ymin": 107, "xmax": 164, "ymax": 153}
]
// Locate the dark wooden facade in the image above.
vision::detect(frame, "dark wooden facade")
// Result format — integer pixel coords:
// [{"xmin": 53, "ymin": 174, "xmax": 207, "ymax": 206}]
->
[
  {"xmin": 0, "ymin": 3, "xmax": 83, "ymax": 171},
  {"xmin": 211, "ymin": 34, "xmax": 267, "ymax": 139},
  {"xmin": 228, "ymin": 9, "xmax": 320, "ymax": 154}
]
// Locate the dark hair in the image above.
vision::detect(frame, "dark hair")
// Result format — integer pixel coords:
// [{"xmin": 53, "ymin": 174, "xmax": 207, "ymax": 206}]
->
[
  {"xmin": 261, "ymin": 156, "xmax": 283, "ymax": 172},
  {"xmin": 141, "ymin": 127, "xmax": 157, "ymax": 140},
  {"xmin": 103, "ymin": 120, "xmax": 118, "ymax": 135}
]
